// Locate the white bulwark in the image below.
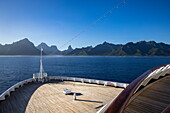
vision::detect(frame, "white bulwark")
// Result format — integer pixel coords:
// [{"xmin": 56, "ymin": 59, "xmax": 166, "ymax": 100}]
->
[{"xmin": 33, "ymin": 48, "xmax": 48, "ymax": 82}]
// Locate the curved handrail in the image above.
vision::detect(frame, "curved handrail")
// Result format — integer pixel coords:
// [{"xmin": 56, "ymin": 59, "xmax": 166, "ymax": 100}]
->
[
  {"xmin": 103, "ymin": 64, "xmax": 170, "ymax": 113},
  {"xmin": 48, "ymin": 76, "xmax": 129, "ymax": 88},
  {"xmin": 0, "ymin": 78, "xmax": 35, "ymax": 101},
  {"xmin": 162, "ymin": 105, "xmax": 170, "ymax": 113}
]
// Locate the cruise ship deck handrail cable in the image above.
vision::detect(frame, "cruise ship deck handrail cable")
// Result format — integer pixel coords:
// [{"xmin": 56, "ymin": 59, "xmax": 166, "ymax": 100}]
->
[{"xmin": 59, "ymin": 0, "xmax": 126, "ymax": 50}]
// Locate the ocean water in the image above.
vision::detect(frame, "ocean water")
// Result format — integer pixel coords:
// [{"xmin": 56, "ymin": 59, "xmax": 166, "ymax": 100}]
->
[{"xmin": 0, "ymin": 56, "xmax": 170, "ymax": 94}]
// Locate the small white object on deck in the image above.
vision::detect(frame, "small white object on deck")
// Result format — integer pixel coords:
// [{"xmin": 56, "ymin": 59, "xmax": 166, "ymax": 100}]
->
[
  {"xmin": 63, "ymin": 88, "xmax": 71, "ymax": 95},
  {"xmin": 73, "ymin": 93, "xmax": 76, "ymax": 100}
]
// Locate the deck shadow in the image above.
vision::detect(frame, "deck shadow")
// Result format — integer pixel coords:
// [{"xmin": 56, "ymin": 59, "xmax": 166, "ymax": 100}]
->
[
  {"xmin": 95, "ymin": 104, "xmax": 104, "ymax": 109},
  {"xmin": 75, "ymin": 99, "xmax": 103, "ymax": 103},
  {"xmin": 67, "ymin": 92, "xmax": 83, "ymax": 96}
]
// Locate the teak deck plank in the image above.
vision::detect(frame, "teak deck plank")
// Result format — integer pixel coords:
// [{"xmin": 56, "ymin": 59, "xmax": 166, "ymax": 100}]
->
[
  {"xmin": 124, "ymin": 75, "xmax": 170, "ymax": 113},
  {"xmin": 0, "ymin": 81, "xmax": 123, "ymax": 113}
]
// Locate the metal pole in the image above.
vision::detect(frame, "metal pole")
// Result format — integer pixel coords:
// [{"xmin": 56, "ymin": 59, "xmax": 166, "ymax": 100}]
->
[
  {"xmin": 40, "ymin": 47, "xmax": 43, "ymax": 81},
  {"xmin": 73, "ymin": 93, "xmax": 76, "ymax": 100}
]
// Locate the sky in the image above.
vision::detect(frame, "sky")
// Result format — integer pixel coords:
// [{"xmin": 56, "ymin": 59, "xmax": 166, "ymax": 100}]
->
[{"xmin": 0, "ymin": 0, "xmax": 170, "ymax": 50}]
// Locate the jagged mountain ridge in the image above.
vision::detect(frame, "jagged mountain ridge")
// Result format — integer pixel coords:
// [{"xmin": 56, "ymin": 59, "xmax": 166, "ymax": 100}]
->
[
  {"xmin": 0, "ymin": 38, "xmax": 73, "ymax": 55},
  {"xmin": 37, "ymin": 43, "xmax": 61, "ymax": 55},
  {"xmin": 36, "ymin": 43, "xmax": 73, "ymax": 55},
  {"xmin": 0, "ymin": 39, "xmax": 170, "ymax": 56},
  {"xmin": 62, "ymin": 45, "xmax": 73, "ymax": 55},
  {"xmin": 0, "ymin": 38, "xmax": 40, "ymax": 55},
  {"xmin": 68, "ymin": 41, "xmax": 170, "ymax": 56}
]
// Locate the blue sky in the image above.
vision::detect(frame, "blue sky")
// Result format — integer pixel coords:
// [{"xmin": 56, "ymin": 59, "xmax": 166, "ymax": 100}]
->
[{"xmin": 0, "ymin": 0, "xmax": 170, "ymax": 50}]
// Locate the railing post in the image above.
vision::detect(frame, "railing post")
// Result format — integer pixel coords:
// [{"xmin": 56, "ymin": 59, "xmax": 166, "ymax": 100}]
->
[{"xmin": 81, "ymin": 79, "xmax": 84, "ymax": 83}]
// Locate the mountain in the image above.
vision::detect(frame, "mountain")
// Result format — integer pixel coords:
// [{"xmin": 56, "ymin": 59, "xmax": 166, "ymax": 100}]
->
[
  {"xmin": 37, "ymin": 43, "xmax": 61, "ymax": 55},
  {"xmin": 68, "ymin": 46, "xmax": 92, "ymax": 55},
  {"xmin": 37, "ymin": 43, "xmax": 73, "ymax": 55},
  {"xmin": 68, "ymin": 41, "xmax": 170, "ymax": 56},
  {"xmin": 117, "ymin": 41, "xmax": 170, "ymax": 56},
  {"xmin": 0, "ymin": 38, "xmax": 40, "ymax": 55},
  {"xmin": 88, "ymin": 42, "xmax": 122, "ymax": 55},
  {"xmin": 1, "ymin": 39, "xmax": 170, "ymax": 56},
  {"xmin": 62, "ymin": 45, "xmax": 73, "ymax": 55}
]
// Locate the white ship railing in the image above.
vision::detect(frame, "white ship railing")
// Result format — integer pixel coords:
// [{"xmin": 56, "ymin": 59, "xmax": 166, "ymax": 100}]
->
[
  {"xmin": 48, "ymin": 76, "xmax": 129, "ymax": 88},
  {"xmin": 33, "ymin": 73, "xmax": 48, "ymax": 78},
  {"xmin": 0, "ymin": 76, "xmax": 128, "ymax": 101},
  {"xmin": 0, "ymin": 78, "xmax": 35, "ymax": 101}
]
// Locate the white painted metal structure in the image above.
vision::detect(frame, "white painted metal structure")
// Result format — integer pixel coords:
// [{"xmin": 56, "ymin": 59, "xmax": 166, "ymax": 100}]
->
[
  {"xmin": 98, "ymin": 64, "xmax": 170, "ymax": 113},
  {"xmin": 0, "ymin": 76, "xmax": 128, "ymax": 101},
  {"xmin": 133, "ymin": 64, "xmax": 170, "ymax": 94},
  {"xmin": 0, "ymin": 78, "xmax": 35, "ymax": 101},
  {"xmin": 63, "ymin": 89, "xmax": 72, "ymax": 95},
  {"xmin": 33, "ymin": 48, "xmax": 48, "ymax": 82},
  {"xmin": 48, "ymin": 76, "xmax": 129, "ymax": 88}
]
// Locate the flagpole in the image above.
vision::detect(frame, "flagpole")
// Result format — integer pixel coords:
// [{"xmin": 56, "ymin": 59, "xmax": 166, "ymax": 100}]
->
[{"xmin": 40, "ymin": 47, "xmax": 43, "ymax": 79}]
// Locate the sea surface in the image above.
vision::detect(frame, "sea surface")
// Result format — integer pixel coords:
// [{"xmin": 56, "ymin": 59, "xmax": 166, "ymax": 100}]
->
[{"xmin": 0, "ymin": 56, "xmax": 170, "ymax": 94}]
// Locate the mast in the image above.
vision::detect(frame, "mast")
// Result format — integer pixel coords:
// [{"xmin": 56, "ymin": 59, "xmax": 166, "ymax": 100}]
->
[
  {"xmin": 33, "ymin": 47, "xmax": 47, "ymax": 82},
  {"xmin": 40, "ymin": 47, "xmax": 43, "ymax": 79}
]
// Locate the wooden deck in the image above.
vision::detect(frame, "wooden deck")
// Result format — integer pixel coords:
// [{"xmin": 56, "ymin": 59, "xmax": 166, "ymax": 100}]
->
[
  {"xmin": 124, "ymin": 75, "xmax": 170, "ymax": 113},
  {"xmin": 0, "ymin": 81, "xmax": 123, "ymax": 113}
]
